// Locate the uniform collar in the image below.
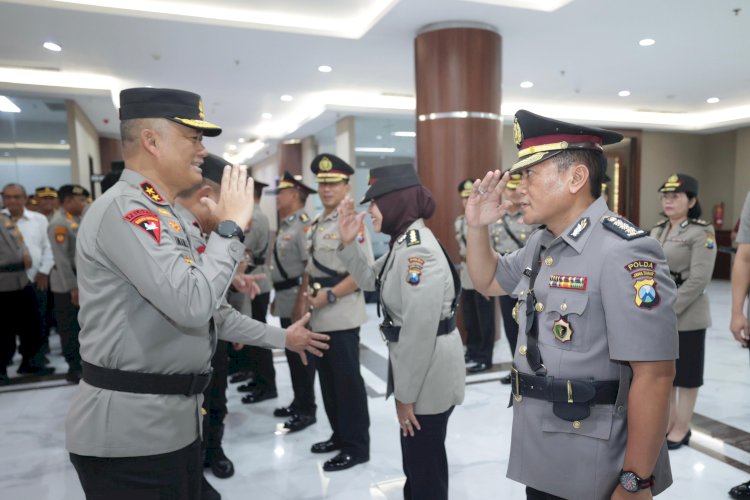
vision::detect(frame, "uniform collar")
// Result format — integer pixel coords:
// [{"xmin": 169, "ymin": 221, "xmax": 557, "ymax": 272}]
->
[
  {"xmin": 554, "ymin": 197, "xmax": 608, "ymax": 254},
  {"xmin": 1, "ymin": 208, "xmax": 30, "ymax": 221},
  {"xmin": 395, "ymin": 218, "xmax": 426, "ymax": 246}
]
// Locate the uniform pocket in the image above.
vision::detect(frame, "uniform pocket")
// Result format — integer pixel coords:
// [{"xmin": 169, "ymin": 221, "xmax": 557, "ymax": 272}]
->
[
  {"xmin": 538, "ymin": 291, "xmax": 589, "ymax": 352},
  {"xmin": 542, "ymin": 404, "xmax": 613, "ymax": 440}
]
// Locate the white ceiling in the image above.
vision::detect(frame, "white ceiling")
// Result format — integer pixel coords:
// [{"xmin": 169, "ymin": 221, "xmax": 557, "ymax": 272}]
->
[{"xmin": 0, "ymin": 0, "xmax": 749, "ymax": 164}]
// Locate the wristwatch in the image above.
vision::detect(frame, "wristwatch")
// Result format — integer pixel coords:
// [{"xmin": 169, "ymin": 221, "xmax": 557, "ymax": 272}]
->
[
  {"xmin": 215, "ymin": 220, "xmax": 245, "ymax": 243},
  {"xmin": 326, "ymin": 290, "xmax": 337, "ymax": 304},
  {"xmin": 619, "ymin": 470, "xmax": 654, "ymax": 493}
]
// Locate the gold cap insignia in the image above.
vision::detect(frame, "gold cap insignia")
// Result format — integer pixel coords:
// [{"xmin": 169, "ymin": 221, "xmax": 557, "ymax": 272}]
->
[
  {"xmin": 513, "ymin": 117, "xmax": 523, "ymax": 147},
  {"xmin": 667, "ymin": 174, "xmax": 679, "ymax": 183},
  {"xmin": 198, "ymin": 98, "xmax": 205, "ymax": 120},
  {"xmin": 462, "ymin": 180, "xmax": 473, "ymax": 191},
  {"xmin": 319, "ymin": 156, "xmax": 333, "ymax": 171}
]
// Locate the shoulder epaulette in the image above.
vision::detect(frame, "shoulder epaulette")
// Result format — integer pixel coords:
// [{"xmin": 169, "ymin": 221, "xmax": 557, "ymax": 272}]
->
[
  {"xmin": 690, "ymin": 218, "xmax": 710, "ymax": 226},
  {"xmin": 139, "ymin": 181, "xmax": 168, "ymax": 206},
  {"xmin": 601, "ymin": 215, "xmax": 647, "ymax": 240},
  {"xmin": 406, "ymin": 229, "xmax": 421, "ymax": 247},
  {"xmin": 653, "ymin": 219, "xmax": 668, "ymax": 229}
]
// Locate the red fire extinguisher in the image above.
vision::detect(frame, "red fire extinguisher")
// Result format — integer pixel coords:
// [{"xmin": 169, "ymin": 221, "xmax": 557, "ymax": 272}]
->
[{"xmin": 713, "ymin": 202, "xmax": 724, "ymax": 228}]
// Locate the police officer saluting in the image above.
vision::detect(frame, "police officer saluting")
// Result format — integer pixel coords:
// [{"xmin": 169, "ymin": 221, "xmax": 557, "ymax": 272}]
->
[
  {"xmin": 264, "ymin": 171, "xmax": 319, "ymax": 432},
  {"xmin": 65, "ymin": 88, "xmax": 327, "ymax": 500},
  {"xmin": 298, "ymin": 154, "xmax": 372, "ymax": 471},
  {"xmin": 466, "ymin": 110, "xmax": 678, "ymax": 500}
]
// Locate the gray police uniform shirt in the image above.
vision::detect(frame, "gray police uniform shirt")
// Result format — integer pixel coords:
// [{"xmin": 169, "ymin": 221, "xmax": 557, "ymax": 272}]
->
[
  {"xmin": 454, "ymin": 215, "xmax": 474, "ymax": 290},
  {"xmin": 228, "ymin": 205, "xmax": 272, "ymax": 316},
  {"xmin": 490, "ymin": 211, "xmax": 537, "ymax": 256},
  {"xmin": 270, "ymin": 208, "xmax": 310, "ymax": 319},
  {"xmin": 306, "ymin": 210, "xmax": 373, "ymax": 333},
  {"xmin": 494, "ymin": 198, "xmax": 678, "ymax": 500},
  {"xmin": 48, "ymin": 209, "xmax": 80, "ymax": 294},
  {"xmin": 66, "ymin": 169, "xmax": 284, "ymax": 458},
  {"xmin": 0, "ymin": 214, "xmax": 29, "ymax": 292},
  {"xmin": 339, "ymin": 218, "xmax": 465, "ymax": 415},
  {"xmin": 651, "ymin": 219, "xmax": 717, "ymax": 331},
  {"xmin": 736, "ymin": 192, "xmax": 750, "ymax": 319}
]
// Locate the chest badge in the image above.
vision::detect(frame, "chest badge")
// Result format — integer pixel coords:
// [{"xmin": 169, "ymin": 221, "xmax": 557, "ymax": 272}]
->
[
  {"xmin": 167, "ymin": 220, "xmax": 182, "ymax": 233},
  {"xmin": 634, "ymin": 278, "xmax": 660, "ymax": 309},
  {"xmin": 549, "ymin": 274, "xmax": 587, "ymax": 290},
  {"xmin": 553, "ymin": 316, "xmax": 573, "ymax": 342}
]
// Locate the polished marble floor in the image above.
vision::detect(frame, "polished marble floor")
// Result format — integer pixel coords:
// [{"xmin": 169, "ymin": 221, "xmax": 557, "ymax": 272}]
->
[{"xmin": 1, "ymin": 280, "xmax": 748, "ymax": 499}]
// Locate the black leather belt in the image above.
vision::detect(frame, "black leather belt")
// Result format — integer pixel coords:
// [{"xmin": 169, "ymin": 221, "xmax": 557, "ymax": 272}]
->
[
  {"xmin": 0, "ymin": 262, "xmax": 25, "ymax": 272},
  {"xmin": 311, "ymin": 275, "xmax": 347, "ymax": 289},
  {"xmin": 82, "ymin": 361, "xmax": 212, "ymax": 397},
  {"xmin": 273, "ymin": 276, "xmax": 302, "ymax": 291},
  {"xmin": 380, "ymin": 315, "xmax": 457, "ymax": 342},
  {"xmin": 510, "ymin": 367, "xmax": 619, "ymax": 421}
]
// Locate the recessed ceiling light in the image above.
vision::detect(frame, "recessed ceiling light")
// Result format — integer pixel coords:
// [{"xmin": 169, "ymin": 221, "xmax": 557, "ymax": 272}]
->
[
  {"xmin": 706, "ymin": 97, "xmax": 720, "ymax": 104},
  {"xmin": 355, "ymin": 147, "xmax": 395, "ymax": 153},
  {"xmin": 520, "ymin": 81, "xmax": 534, "ymax": 89},
  {"xmin": 43, "ymin": 41, "xmax": 62, "ymax": 52},
  {"xmin": 618, "ymin": 90, "xmax": 631, "ymax": 97},
  {"xmin": 238, "ymin": 138, "xmax": 246, "ymax": 143},
  {"xmin": 317, "ymin": 65, "xmax": 333, "ymax": 73},
  {"xmin": 261, "ymin": 112, "xmax": 272, "ymax": 119},
  {"xmin": 280, "ymin": 95, "xmax": 293, "ymax": 102},
  {"xmin": 0, "ymin": 96, "xmax": 21, "ymax": 113},
  {"xmin": 392, "ymin": 131, "xmax": 416, "ymax": 137},
  {"xmin": 639, "ymin": 38, "xmax": 655, "ymax": 47},
  {"xmin": 228, "ymin": 144, "xmax": 238, "ymax": 151}
]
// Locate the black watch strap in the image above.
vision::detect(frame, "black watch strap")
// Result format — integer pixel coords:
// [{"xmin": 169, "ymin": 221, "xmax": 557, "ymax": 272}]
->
[{"xmin": 215, "ymin": 220, "xmax": 245, "ymax": 243}]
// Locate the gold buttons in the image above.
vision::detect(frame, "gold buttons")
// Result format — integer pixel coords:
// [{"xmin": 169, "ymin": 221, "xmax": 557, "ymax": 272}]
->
[
  {"xmin": 512, "ymin": 302, "xmax": 519, "ymax": 321},
  {"xmin": 519, "ymin": 345, "xmax": 528, "ymax": 355},
  {"xmin": 535, "ymin": 302, "xmax": 544, "ymax": 313},
  {"xmin": 200, "ymin": 408, "xmax": 207, "ymax": 417},
  {"xmin": 560, "ymin": 302, "xmax": 568, "ymax": 312},
  {"xmin": 544, "ymin": 256, "xmax": 554, "ymax": 266},
  {"xmin": 572, "ymin": 420, "xmax": 581, "ymax": 429}
]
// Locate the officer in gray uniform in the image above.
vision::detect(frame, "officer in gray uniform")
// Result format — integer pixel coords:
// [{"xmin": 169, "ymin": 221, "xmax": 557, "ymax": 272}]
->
[
  {"xmin": 0, "ymin": 213, "xmax": 50, "ymax": 382},
  {"xmin": 337, "ymin": 165, "xmax": 465, "ymax": 500},
  {"xmin": 264, "ymin": 171, "xmax": 318, "ymax": 431},
  {"xmin": 65, "ymin": 88, "xmax": 327, "ymax": 500},
  {"xmin": 466, "ymin": 110, "xmax": 678, "ymax": 500},
  {"xmin": 455, "ymin": 179, "xmax": 495, "ymax": 373},
  {"xmin": 300, "ymin": 153, "xmax": 372, "ymax": 471},
  {"xmin": 489, "ymin": 174, "xmax": 537, "ymax": 383},
  {"xmin": 651, "ymin": 174, "xmax": 716, "ymax": 450},
  {"xmin": 48, "ymin": 184, "xmax": 87, "ymax": 383},
  {"xmin": 230, "ymin": 178, "xmax": 276, "ymax": 393}
]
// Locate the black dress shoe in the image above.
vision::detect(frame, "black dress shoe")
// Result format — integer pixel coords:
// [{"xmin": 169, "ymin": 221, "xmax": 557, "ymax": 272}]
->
[
  {"xmin": 666, "ymin": 429, "xmax": 691, "ymax": 450},
  {"xmin": 205, "ymin": 447, "xmax": 234, "ymax": 479},
  {"xmin": 311, "ymin": 439, "xmax": 342, "ymax": 454},
  {"xmin": 499, "ymin": 373, "xmax": 512, "ymax": 385},
  {"xmin": 17, "ymin": 362, "xmax": 55, "ymax": 375},
  {"xmin": 274, "ymin": 406, "xmax": 296, "ymax": 418},
  {"xmin": 200, "ymin": 475, "xmax": 221, "ymax": 500},
  {"xmin": 241, "ymin": 388, "xmax": 277, "ymax": 404},
  {"xmin": 467, "ymin": 362, "xmax": 491, "ymax": 373},
  {"xmin": 730, "ymin": 479, "xmax": 750, "ymax": 499},
  {"xmin": 237, "ymin": 381, "xmax": 258, "ymax": 393},
  {"xmin": 230, "ymin": 372, "xmax": 255, "ymax": 384},
  {"xmin": 322, "ymin": 452, "xmax": 368, "ymax": 472},
  {"xmin": 283, "ymin": 413, "xmax": 316, "ymax": 433}
]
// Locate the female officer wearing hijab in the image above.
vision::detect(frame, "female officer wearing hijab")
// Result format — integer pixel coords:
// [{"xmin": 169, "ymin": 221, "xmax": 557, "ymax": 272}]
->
[
  {"xmin": 336, "ymin": 164, "xmax": 465, "ymax": 500},
  {"xmin": 651, "ymin": 173, "xmax": 716, "ymax": 450}
]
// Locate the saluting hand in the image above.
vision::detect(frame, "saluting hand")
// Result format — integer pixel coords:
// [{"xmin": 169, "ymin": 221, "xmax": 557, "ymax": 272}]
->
[
  {"xmin": 465, "ymin": 170, "xmax": 511, "ymax": 228},
  {"xmin": 337, "ymin": 197, "xmax": 366, "ymax": 246},
  {"xmin": 284, "ymin": 312, "xmax": 330, "ymax": 365},
  {"xmin": 202, "ymin": 164, "xmax": 255, "ymax": 229}
]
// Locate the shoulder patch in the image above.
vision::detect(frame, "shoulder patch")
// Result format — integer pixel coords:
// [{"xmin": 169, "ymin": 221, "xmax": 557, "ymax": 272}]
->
[
  {"xmin": 54, "ymin": 226, "xmax": 67, "ymax": 244},
  {"xmin": 140, "ymin": 182, "xmax": 167, "ymax": 205},
  {"xmin": 123, "ymin": 208, "xmax": 161, "ymax": 244},
  {"xmin": 601, "ymin": 215, "xmax": 647, "ymax": 240},
  {"xmin": 406, "ymin": 229, "xmax": 421, "ymax": 247},
  {"xmin": 691, "ymin": 218, "xmax": 710, "ymax": 226}
]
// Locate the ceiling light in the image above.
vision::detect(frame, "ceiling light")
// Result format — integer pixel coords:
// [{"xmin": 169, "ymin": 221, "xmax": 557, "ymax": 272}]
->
[
  {"xmin": 392, "ymin": 131, "xmax": 416, "ymax": 137},
  {"xmin": 376, "ymin": 135, "xmax": 382, "ymax": 140},
  {"xmin": 639, "ymin": 38, "xmax": 655, "ymax": 47},
  {"xmin": 706, "ymin": 97, "xmax": 720, "ymax": 104},
  {"xmin": 238, "ymin": 138, "xmax": 246, "ymax": 143},
  {"xmin": 228, "ymin": 144, "xmax": 238, "ymax": 151},
  {"xmin": 261, "ymin": 112, "xmax": 272, "ymax": 119},
  {"xmin": 618, "ymin": 90, "xmax": 631, "ymax": 97},
  {"xmin": 0, "ymin": 96, "xmax": 21, "ymax": 113},
  {"xmin": 280, "ymin": 95, "xmax": 293, "ymax": 102},
  {"xmin": 43, "ymin": 41, "xmax": 62, "ymax": 52},
  {"xmin": 355, "ymin": 147, "xmax": 395, "ymax": 153},
  {"xmin": 520, "ymin": 81, "xmax": 534, "ymax": 89},
  {"xmin": 317, "ymin": 65, "xmax": 333, "ymax": 73},
  {"xmin": 59, "ymin": 139, "xmax": 67, "ymax": 144}
]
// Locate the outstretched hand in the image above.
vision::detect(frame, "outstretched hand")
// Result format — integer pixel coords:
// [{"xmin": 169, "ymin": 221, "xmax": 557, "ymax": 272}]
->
[
  {"xmin": 284, "ymin": 313, "xmax": 330, "ymax": 365},
  {"xmin": 465, "ymin": 170, "xmax": 512, "ymax": 227},
  {"xmin": 337, "ymin": 197, "xmax": 366, "ymax": 246}
]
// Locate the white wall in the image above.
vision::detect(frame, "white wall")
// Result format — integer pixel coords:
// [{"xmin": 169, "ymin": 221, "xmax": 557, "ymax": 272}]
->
[{"xmin": 66, "ymin": 100, "xmax": 101, "ymax": 191}]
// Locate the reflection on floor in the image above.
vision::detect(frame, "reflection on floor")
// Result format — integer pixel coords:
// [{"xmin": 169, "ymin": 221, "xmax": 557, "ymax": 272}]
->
[{"xmin": 0, "ymin": 280, "xmax": 748, "ymax": 499}]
